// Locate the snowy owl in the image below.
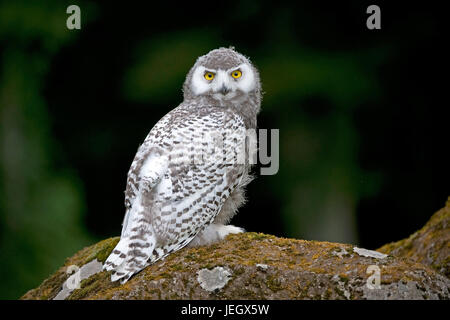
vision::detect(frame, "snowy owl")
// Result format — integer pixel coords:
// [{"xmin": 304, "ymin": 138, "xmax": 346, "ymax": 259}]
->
[{"xmin": 104, "ymin": 47, "xmax": 262, "ymax": 283}]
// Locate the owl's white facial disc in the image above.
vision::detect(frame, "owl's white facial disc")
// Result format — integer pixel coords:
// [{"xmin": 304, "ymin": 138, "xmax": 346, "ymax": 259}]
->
[
  {"xmin": 231, "ymin": 64, "xmax": 256, "ymax": 93},
  {"xmin": 191, "ymin": 66, "xmax": 211, "ymax": 96},
  {"xmin": 190, "ymin": 63, "xmax": 256, "ymax": 100}
]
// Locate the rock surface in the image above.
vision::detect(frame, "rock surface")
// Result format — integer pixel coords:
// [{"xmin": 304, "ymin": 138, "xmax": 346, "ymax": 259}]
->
[
  {"xmin": 21, "ymin": 198, "xmax": 450, "ymax": 300},
  {"xmin": 378, "ymin": 197, "xmax": 450, "ymax": 278}
]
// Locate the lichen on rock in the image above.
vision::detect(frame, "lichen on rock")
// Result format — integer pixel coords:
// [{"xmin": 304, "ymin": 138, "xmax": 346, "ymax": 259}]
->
[
  {"xmin": 353, "ymin": 247, "xmax": 388, "ymax": 259},
  {"xmin": 197, "ymin": 267, "xmax": 232, "ymax": 292}
]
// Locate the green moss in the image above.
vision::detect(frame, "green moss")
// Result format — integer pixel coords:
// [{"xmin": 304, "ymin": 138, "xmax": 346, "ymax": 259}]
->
[
  {"xmin": 68, "ymin": 271, "xmax": 111, "ymax": 300},
  {"xmin": 243, "ymin": 233, "xmax": 272, "ymax": 241},
  {"xmin": 323, "ymin": 288, "xmax": 332, "ymax": 299},
  {"xmin": 184, "ymin": 253, "xmax": 198, "ymax": 261},
  {"xmin": 232, "ymin": 266, "xmax": 245, "ymax": 276},
  {"xmin": 181, "ymin": 277, "xmax": 189, "ymax": 288},
  {"xmin": 168, "ymin": 292, "xmax": 181, "ymax": 299},
  {"xmin": 148, "ymin": 288, "xmax": 162, "ymax": 296},
  {"xmin": 200, "ymin": 263, "xmax": 219, "ymax": 270},
  {"xmin": 334, "ymin": 287, "xmax": 345, "ymax": 299},
  {"xmin": 84, "ymin": 237, "xmax": 120, "ymax": 264},
  {"xmin": 238, "ymin": 242, "xmax": 252, "ymax": 251},
  {"xmin": 265, "ymin": 274, "xmax": 283, "ymax": 292},
  {"xmin": 188, "ymin": 286, "xmax": 195, "ymax": 299},
  {"xmin": 338, "ymin": 275, "xmax": 349, "ymax": 284},
  {"xmin": 239, "ymin": 288, "xmax": 258, "ymax": 298},
  {"xmin": 168, "ymin": 263, "xmax": 184, "ymax": 272},
  {"xmin": 157, "ymin": 272, "xmax": 173, "ymax": 279}
]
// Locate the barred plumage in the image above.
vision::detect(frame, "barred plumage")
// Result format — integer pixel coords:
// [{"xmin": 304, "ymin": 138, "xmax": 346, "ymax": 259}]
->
[{"xmin": 104, "ymin": 47, "xmax": 262, "ymax": 283}]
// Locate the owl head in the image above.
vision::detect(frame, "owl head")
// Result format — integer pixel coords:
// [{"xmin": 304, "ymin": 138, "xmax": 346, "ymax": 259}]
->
[{"xmin": 183, "ymin": 47, "xmax": 262, "ymax": 108}]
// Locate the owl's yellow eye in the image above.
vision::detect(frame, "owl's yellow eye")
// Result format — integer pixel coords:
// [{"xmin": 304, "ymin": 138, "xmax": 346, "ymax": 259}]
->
[
  {"xmin": 204, "ymin": 71, "xmax": 215, "ymax": 80},
  {"xmin": 231, "ymin": 69, "xmax": 242, "ymax": 79}
]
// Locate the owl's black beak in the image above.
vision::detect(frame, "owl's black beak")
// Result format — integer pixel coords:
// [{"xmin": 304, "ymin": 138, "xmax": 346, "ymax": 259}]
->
[{"xmin": 219, "ymin": 85, "xmax": 230, "ymax": 95}]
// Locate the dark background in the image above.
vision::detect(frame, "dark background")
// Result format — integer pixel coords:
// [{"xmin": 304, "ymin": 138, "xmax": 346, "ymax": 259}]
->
[{"xmin": 0, "ymin": 0, "xmax": 448, "ymax": 299}]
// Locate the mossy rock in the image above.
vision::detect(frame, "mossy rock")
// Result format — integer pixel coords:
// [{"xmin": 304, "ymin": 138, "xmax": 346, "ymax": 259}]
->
[
  {"xmin": 21, "ymin": 200, "xmax": 450, "ymax": 300},
  {"xmin": 378, "ymin": 196, "xmax": 450, "ymax": 277}
]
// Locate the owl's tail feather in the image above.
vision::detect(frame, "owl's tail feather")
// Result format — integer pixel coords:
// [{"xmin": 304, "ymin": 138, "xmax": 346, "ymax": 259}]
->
[
  {"xmin": 103, "ymin": 235, "xmax": 156, "ymax": 284},
  {"xmin": 103, "ymin": 238, "xmax": 129, "ymax": 272}
]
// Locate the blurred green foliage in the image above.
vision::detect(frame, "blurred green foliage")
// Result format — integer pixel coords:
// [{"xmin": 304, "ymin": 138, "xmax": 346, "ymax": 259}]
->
[{"xmin": 0, "ymin": 0, "xmax": 96, "ymax": 299}]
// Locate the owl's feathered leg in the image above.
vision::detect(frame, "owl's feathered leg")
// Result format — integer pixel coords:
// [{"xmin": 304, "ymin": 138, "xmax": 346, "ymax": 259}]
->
[
  {"xmin": 186, "ymin": 173, "xmax": 249, "ymax": 247},
  {"xmin": 187, "ymin": 223, "xmax": 244, "ymax": 247}
]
